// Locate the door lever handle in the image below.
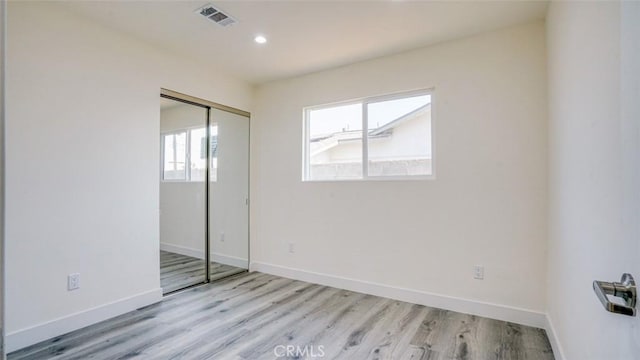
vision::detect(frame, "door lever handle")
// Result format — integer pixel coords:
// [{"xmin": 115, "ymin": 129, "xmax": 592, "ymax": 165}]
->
[{"xmin": 593, "ymin": 273, "xmax": 636, "ymax": 316}]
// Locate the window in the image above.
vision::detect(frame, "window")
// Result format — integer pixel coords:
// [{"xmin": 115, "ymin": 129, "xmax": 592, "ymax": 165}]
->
[
  {"xmin": 161, "ymin": 125, "xmax": 218, "ymax": 182},
  {"xmin": 163, "ymin": 131, "xmax": 187, "ymax": 180},
  {"xmin": 303, "ymin": 89, "xmax": 433, "ymax": 181}
]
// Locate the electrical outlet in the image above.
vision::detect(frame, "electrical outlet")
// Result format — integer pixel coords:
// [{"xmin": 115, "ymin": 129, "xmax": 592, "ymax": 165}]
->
[
  {"xmin": 68, "ymin": 273, "xmax": 80, "ymax": 291},
  {"xmin": 288, "ymin": 242, "xmax": 295, "ymax": 254},
  {"xmin": 220, "ymin": 232, "xmax": 225, "ymax": 242},
  {"xmin": 473, "ymin": 266, "xmax": 484, "ymax": 280}
]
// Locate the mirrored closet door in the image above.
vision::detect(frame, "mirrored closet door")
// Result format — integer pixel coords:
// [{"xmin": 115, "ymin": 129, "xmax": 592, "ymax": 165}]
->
[
  {"xmin": 159, "ymin": 97, "xmax": 209, "ymax": 294},
  {"xmin": 159, "ymin": 91, "xmax": 249, "ymax": 295},
  {"xmin": 209, "ymin": 108, "xmax": 249, "ymax": 281}
]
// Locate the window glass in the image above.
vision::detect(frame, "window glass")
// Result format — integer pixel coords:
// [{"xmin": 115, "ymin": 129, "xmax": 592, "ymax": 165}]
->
[
  {"xmin": 210, "ymin": 125, "xmax": 218, "ymax": 182},
  {"xmin": 161, "ymin": 126, "xmax": 220, "ymax": 182},
  {"xmin": 303, "ymin": 90, "xmax": 433, "ymax": 181},
  {"xmin": 367, "ymin": 95, "xmax": 432, "ymax": 177},
  {"xmin": 307, "ymin": 103, "xmax": 363, "ymax": 181},
  {"xmin": 163, "ymin": 132, "xmax": 187, "ymax": 180},
  {"xmin": 189, "ymin": 128, "xmax": 207, "ymax": 181}
]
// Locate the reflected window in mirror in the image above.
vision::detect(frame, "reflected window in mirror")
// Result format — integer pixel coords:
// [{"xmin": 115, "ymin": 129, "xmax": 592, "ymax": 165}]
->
[{"xmin": 161, "ymin": 125, "xmax": 218, "ymax": 182}]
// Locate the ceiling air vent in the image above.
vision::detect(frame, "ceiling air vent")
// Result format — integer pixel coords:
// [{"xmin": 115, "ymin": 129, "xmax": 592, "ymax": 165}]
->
[{"xmin": 195, "ymin": 4, "xmax": 237, "ymax": 27}]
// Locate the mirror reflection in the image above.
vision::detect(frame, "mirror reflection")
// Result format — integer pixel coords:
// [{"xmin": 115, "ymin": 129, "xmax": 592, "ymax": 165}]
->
[{"xmin": 159, "ymin": 96, "xmax": 249, "ymax": 294}]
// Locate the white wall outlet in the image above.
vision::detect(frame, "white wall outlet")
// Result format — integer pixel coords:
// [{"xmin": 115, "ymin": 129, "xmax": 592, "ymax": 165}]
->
[
  {"xmin": 68, "ymin": 273, "xmax": 80, "ymax": 291},
  {"xmin": 288, "ymin": 242, "xmax": 295, "ymax": 254},
  {"xmin": 220, "ymin": 232, "xmax": 225, "ymax": 242},
  {"xmin": 473, "ymin": 265, "xmax": 484, "ymax": 280}
]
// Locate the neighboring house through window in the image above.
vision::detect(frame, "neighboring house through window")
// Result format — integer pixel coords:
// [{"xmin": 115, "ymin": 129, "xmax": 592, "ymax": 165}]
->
[{"xmin": 304, "ymin": 89, "xmax": 433, "ymax": 181}]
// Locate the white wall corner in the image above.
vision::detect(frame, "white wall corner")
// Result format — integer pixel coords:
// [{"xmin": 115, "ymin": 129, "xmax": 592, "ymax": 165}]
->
[
  {"xmin": 5, "ymin": 288, "xmax": 163, "ymax": 353},
  {"xmin": 250, "ymin": 261, "xmax": 547, "ymax": 329},
  {"xmin": 545, "ymin": 314, "xmax": 567, "ymax": 360}
]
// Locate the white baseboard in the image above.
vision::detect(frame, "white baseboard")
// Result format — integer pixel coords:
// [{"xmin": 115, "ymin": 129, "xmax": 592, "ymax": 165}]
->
[
  {"xmin": 211, "ymin": 253, "xmax": 248, "ymax": 269},
  {"xmin": 544, "ymin": 314, "xmax": 566, "ymax": 360},
  {"xmin": 5, "ymin": 288, "xmax": 162, "ymax": 353},
  {"xmin": 160, "ymin": 242, "xmax": 203, "ymax": 260},
  {"xmin": 160, "ymin": 243, "xmax": 248, "ymax": 268},
  {"xmin": 250, "ymin": 261, "xmax": 547, "ymax": 329}
]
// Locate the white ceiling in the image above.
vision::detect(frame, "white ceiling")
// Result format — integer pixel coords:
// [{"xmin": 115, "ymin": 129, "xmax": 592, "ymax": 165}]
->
[{"xmin": 62, "ymin": 0, "xmax": 548, "ymax": 84}]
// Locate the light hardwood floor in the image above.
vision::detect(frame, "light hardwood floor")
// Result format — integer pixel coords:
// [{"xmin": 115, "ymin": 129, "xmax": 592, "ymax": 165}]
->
[
  {"xmin": 8, "ymin": 272, "xmax": 555, "ymax": 360},
  {"xmin": 161, "ymin": 250, "xmax": 245, "ymax": 294}
]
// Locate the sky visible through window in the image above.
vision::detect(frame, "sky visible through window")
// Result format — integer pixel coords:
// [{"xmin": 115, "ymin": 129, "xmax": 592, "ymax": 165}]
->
[{"xmin": 309, "ymin": 94, "xmax": 430, "ymax": 138}]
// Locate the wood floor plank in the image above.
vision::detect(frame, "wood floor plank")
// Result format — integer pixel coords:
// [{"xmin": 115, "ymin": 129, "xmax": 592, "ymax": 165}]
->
[
  {"xmin": 329, "ymin": 299, "xmax": 397, "ymax": 359},
  {"xmin": 51, "ymin": 278, "xmax": 303, "ymax": 360},
  {"xmin": 8, "ymin": 273, "xmax": 262, "ymax": 359},
  {"xmin": 230, "ymin": 289, "xmax": 364, "ymax": 359},
  {"xmin": 160, "ymin": 251, "xmax": 246, "ymax": 294},
  {"xmin": 397, "ymin": 345, "xmax": 441, "ymax": 360},
  {"xmin": 138, "ymin": 282, "xmax": 328, "ymax": 358},
  {"xmin": 8, "ymin": 271, "xmax": 555, "ymax": 360},
  {"xmin": 382, "ymin": 304, "xmax": 432, "ymax": 359},
  {"xmin": 309, "ymin": 295, "xmax": 390, "ymax": 359},
  {"xmin": 10, "ymin": 273, "xmax": 282, "ymax": 360},
  {"xmin": 159, "ymin": 284, "xmax": 338, "ymax": 360},
  {"xmin": 237, "ymin": 289, "xmax": 367, "ymax": 359},
  {"xmin": 346, "ymin": 301, "xmax": 423, "ymax": 359}
]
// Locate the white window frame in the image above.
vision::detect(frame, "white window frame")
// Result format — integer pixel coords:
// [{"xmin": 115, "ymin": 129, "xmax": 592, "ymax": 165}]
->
[
  {"xmin": 161, "ymin": 125, "xmax": 218, "ymax": 182},
  {"xmin": 161, "ymin": 129, "xmax": 189, "ymax": 182},
  {"xmin": 303, "ymin": 88, "xmax": 435, "ymax": 182}
]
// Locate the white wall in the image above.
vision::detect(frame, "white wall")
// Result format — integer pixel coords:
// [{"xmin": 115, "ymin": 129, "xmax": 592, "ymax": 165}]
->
[
  {"xmin": 546, "ymin": 2, "xmax": 640, "ymax": 359},
  {"xmin": 251, "ymin": 21, "xmax": 548, "ymax": 320},
  {"xmin": 5, "ymin": 1, "xmax": 251, "ymax": 352}
]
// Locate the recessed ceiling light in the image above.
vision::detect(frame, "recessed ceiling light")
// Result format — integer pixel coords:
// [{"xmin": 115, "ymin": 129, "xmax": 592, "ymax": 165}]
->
[{"xmin": 254, "ymin": 35, "xmax": 267, "ymax": 44}]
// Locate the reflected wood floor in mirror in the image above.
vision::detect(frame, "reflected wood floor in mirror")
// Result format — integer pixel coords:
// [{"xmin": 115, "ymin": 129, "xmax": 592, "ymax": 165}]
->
[
  {"xmin": 8, "ymin": 272, "xmax": 555, "ymax": 360},
  {"xmin": 161, "ymin": 250, "xmax": 245, "ymax": 293}
]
